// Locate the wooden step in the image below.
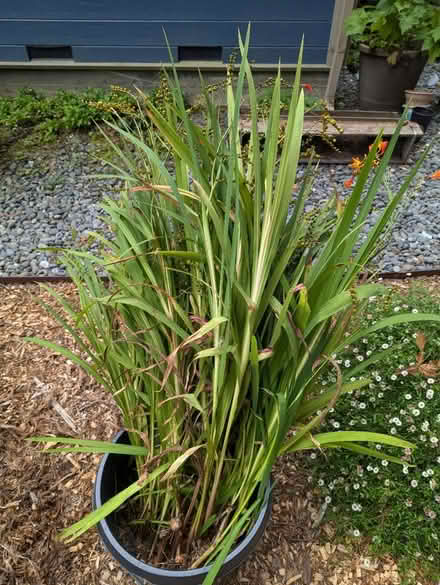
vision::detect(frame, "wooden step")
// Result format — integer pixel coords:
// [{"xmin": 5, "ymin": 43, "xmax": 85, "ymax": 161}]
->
[{"xmin": 240, "ymin": 110, "xmax": 424, "ymax": 164}]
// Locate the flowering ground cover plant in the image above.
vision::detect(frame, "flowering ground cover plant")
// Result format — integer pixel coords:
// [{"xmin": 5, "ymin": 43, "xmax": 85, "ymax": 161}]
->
[
  {"xmin": 26, "ymin": 31, "xmax": 440, "ymax": 584},
  {"xmin": 306, "ymin": 283, "xmax": 440, "ymax": 581}
]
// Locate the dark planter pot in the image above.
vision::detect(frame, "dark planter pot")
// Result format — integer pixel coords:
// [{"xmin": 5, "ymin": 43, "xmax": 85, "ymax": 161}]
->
[
  {"xmin": 359, "ymin": 44, "xmax": 427, "ymax": 111},
  {"xmin": 410, "ymin": 107, "xmax": 435, "ymax": 132},
  {"xmin": 93, "ymin": 430, "xmax": 272, "ymax": 585}
]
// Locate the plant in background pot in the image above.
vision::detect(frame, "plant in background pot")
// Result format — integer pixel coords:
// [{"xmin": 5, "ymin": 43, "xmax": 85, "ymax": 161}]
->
[
  {"xmin": 27, "ymin": 31, "xmax": 440, "ymax": 585},
  {"xmin": 345, "ymin": 0, "xmax": 440, "ymax": 111}
]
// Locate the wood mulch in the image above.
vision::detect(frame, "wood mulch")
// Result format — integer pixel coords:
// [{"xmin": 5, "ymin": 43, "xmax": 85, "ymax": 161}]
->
[{"xmin": 0, "ymin": 280, "xmax": 436, "ymax": 585}]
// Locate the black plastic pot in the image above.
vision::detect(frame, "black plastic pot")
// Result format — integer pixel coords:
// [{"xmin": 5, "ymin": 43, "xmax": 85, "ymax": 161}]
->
[
  {"xmin": 93, "ymin": 431, "xmax": 272, "ymax": 585},
  {"xmin": 410, "ymin": 107, "xmax": 435, "ymax": 132},
  {"xmin": 359, "ymin": 44, "xmax": 427, "ymax": 111}
]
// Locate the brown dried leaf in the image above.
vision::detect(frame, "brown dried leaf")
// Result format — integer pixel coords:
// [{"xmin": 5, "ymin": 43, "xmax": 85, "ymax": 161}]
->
[{"xmin": 415, "ymin": 331, "xmax": 425, "ymax": 352}]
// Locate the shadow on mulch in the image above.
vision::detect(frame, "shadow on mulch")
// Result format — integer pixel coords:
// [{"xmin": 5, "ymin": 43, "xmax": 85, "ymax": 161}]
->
[{"xmin": 0, "ymin": 283, "xmax": 422, "ymax": 585}]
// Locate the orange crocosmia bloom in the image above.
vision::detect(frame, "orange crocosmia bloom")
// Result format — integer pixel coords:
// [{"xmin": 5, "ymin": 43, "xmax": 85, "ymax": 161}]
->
[
  {"xmin": 430, "ymin": 170, "xmax": 440, "ymax": 180},
  {"xmin": 350, "ymin": 157, "xmax": 364, "ymax": 174},
  {"xmin": 378, "ymin": 140, "xmax": 389, "ymax": 155},
  {"xmin": 303, "ymin": 83, "xmax": 313, "ymax": 92},
  {"xmin": 344, "ymin": 176, "xmax": 354, "ymax": 188},
  {"xmin": 368, "ymin": 140, "xmax": 388, "ymax": 155}
]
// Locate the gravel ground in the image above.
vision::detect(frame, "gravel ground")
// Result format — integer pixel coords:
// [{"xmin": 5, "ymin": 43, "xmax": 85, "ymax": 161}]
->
[{"xmin": 0, "ymin": 64, "xmax": 439, "ymax": 277}]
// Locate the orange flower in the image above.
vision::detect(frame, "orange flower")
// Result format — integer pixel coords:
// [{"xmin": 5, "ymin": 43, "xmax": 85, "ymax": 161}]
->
[
  {"xmin": 350, "ymin": 156, "xmax": 364, "ymax": 174},
  {"xmin": 430, "ymin": 170, "xmax": 440, "ymax": 180},
  {"xmin": 368, "ymin": 140, "xmax": 389, "ymax": 156},
  {"xmin": 378, "ymin": 140, "xmax": 389, "ymax": 155},
  {"xmin": 302, "ymin": 83, "xmax": 313, "ymax": 92},
  {"xmin": 344, "ymin": 176, "xmax": 354, "ymax": 189}
]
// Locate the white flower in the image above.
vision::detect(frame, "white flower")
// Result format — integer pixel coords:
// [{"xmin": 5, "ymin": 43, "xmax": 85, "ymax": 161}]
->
[
  {"xmin": 384, "ymin": 479, "xmax": 390, "ymax": 486},
  {"xmin": 318, "ymin": 479, "xmax": 324, "ymax": 486},
  {"xmin": 418, "ymin": 402, "xmax": 425, "ymax": 409},
  {"xmin": 420, "ymin": 435, "xmax": 427, "ymax": 442},
  {"xmin": 394, "ymin": 307, "xmax": 400, "ymax": 312},
  {"xmin": 352, "ymin": 503, "xmax": 362, "ymax": 511},
  {"xmin": 353, "ymin": 483, "xmax": 360, "ymax": 490},
  {"xmin": 344, "ymin": 360, "xmax": 351, "ymax": 367},
  {"xmin": 310, "ymin": 453, "xmax": 317, "ymax": 459},
  {"xmin": 390, "ymin": 427, "xmax": 397, "ymax": 435},
  {"xmin": 373, "ymin": 467, "xmax": 379, "ymax": 474},
  {"xmin": 403, "ymin": 466, "xmax": 409, "ymax": 475},
  {"xmin": 395, "ymin": 418, "xmax": 402, "ymax": 427},
  {"xmin": 376, "ymin": 444, "xmax": 382, "ymax": 450},
  {"xmin": 356, "ymin": 355, "xmax": 364, "ymax": 361},
  {"xmin": 381, "ymin": 460, "xmax": 388, "ymax": 467},
  {"xmin": 412, "ymin": 308, "xmax": 418, "ymax": 314},
  {"xmin": 426, "ymin": 389, "xmax": 434, "ymax": 399},
  {"xmin": 390, "ymin": 374, "xmax": 397, "ymax": 381},
  {"xmin": 349, "ymin": 420, "xmax": 355, "ymax": 426},
  {"xmin": 353, "ymin": 529, "xmax": 360, "ymax": 537},
  {"xmin": 332, "ymin": 421, "xmax": 340, "ymax": 429},
  {"xmin": 361, "ymin": 418, "xmax": 367, "ymax": 425},
  {"xmin": 411, "ymin": 480, "xmax": 418, "ymax": 488},
  {"xmin": 405, "ymin": 394, "xmax": 412, "ymax": 400},
  {"xmin": 409, "ymin": 425, "xmax": 417, "ymax": 433},
  {"xmin": 378, "ymin": 392, "xmax": 384, "ymax": 398},
  {"xmin": 353, "ymin": 348, "xmax": 359, "ymax": 353},
  {"xmin": 431, "ymin": 437, "xmax": 438, "ymax": 445},
  {"xmin": 421, "ymin": 422, "xmax": 430, "ymax": 432},
  {"xmin": 412, "ymin": 409, "xmax": 420, "ymax": 416},
  {"xmin": 375, "ymin": 375, "xmax": 382, "ymax": 382},
  {"xmin": 359, "ymin": 402, "xmax": 366, "ymax": 409},
  {"xmin": 422, "ymin": 471, "xmax": 428, "ymax": 478},
  {"xmin": 362, "ymin": 338, "xmax": 368, "ymax": 344},
  {"xmin": 325, "ymin": 496, "xmax": 332, "ymax": 504},
  {"xmin": 427, "ymin": 378, "xmax": 435, "ymax": 385},
  {"xmin": 382, "ymin": 343, "xmax": 389, "ymax": 349},
  {"xmin": 401, "ymin": 370, "xmax": 408, "ymax": 377},
  {"xmin": 366, "ymin": 350, "xmax": 372, "ymax": 357}
]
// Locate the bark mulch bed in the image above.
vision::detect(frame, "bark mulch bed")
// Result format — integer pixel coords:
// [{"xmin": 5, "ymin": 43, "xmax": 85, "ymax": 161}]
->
[{"xmin": 0, "ymin": 282, "xmax": 434, "ymax": 585}]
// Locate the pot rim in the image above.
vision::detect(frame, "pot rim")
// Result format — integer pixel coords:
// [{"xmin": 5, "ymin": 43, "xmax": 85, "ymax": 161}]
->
[
  {"xmin": 404, "ymin": 89, "xmax": 433, "ymax": 95},
  {"xmin": 359, "ymin": 43, "xmax": 423, "ymax": 58},
  {"xmin": 93, "ymin": 430, "xmax": 272, "ymax": 581}
]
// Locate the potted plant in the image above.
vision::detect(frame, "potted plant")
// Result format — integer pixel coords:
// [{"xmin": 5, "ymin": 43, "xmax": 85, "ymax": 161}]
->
[
  {"xmin": 27, "ymin": 32, "xmax": 440, "ymax": 585},
  {"xmin": 345, "ymin": 0, "xmax": 440, "ymax": 110}
]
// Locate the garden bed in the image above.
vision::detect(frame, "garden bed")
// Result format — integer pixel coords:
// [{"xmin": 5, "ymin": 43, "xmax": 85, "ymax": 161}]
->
[{"xmin": 0, "ymin": 280, "xmax": 437, "ymax": 585}]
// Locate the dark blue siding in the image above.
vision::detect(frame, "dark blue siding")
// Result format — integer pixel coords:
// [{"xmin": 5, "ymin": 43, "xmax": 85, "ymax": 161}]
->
[
  {"xmin": 1, "ymin": 1, "xmax": 335, "ymax": 21},
  {"xmin": 0, "ymin": 45, "xmax": 28, "ymax": 61},
  {"xmin": 0, "ymin": 1, "xmax": 335, "ymax": 64}
]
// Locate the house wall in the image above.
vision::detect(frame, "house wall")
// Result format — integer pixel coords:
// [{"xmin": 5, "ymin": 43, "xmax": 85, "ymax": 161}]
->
[{"xmin": 0, "ymin": 0, "xmax": 335, "ymax": 64}]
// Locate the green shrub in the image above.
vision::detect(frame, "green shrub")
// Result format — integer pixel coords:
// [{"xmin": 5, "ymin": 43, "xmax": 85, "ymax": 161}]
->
[{"xmin": 0, "ymin": 87, "xmax": 140, "ymax": 139}]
